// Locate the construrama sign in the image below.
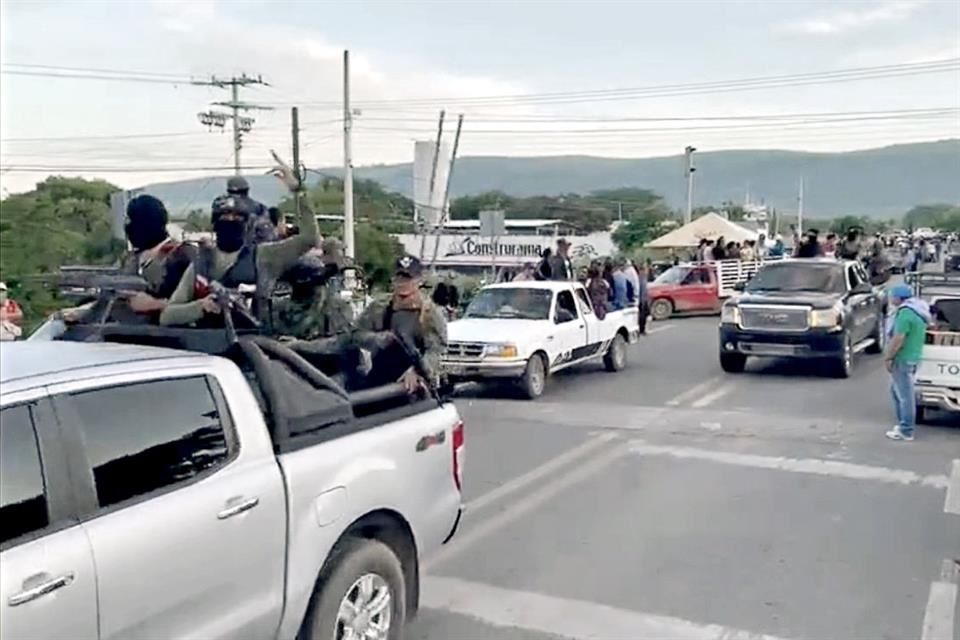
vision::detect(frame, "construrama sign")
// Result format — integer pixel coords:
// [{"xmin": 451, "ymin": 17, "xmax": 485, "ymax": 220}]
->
[{"xmin": 445, "ymin": 237, "xmax": 545, "ymax": 258}]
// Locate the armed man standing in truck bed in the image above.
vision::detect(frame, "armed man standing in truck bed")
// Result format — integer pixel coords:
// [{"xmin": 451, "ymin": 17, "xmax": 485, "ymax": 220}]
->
[
  {"xmin": 159, "ymin": 154, "xmax": 319, "ymax": 328},
  {"xmin": 272, "ymin": 238, "xmax": 354, "ymax": 340}
]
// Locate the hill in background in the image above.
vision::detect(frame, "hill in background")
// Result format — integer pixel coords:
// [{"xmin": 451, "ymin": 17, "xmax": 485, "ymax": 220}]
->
[{"xmin": 141, "ymin": 139, "xmax": 960, "ymax": 220}]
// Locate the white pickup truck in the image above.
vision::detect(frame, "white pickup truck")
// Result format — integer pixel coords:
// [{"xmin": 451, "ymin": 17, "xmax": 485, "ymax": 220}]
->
[
  {"xmin": 0, "ymin": 334, "xmax": 464, "ymax": 640},
  {"xmin": 443, "ymin": 281, "xmax": 640, "ymax": 399},
  {"xmin": 912, "ymin": 274, "xmax": 960, "ymax": 422}
]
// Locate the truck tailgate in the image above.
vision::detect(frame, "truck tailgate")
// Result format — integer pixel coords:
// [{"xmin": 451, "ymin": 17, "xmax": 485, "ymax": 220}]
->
[{"xmin": 916, "ymin": 342, "xmax": 960, "ymax": 387}]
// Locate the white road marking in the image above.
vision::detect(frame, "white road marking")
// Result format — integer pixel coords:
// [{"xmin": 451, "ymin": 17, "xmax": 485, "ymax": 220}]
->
[
  {"xmin": 425, "ymin": 448, "xmax": 625, "ymax": 570},
  {"xmin": 465, "ymin": 432, "xmax": 618, "ymax": 512},
  {"xmin": 629, "ymin": 442, "xmax": 950, "ymax": 489},
  {"xmin": 921, "ymin": 582, "xmax": 957, "ymax": 640},
  {"xmin": 422, "ymin": 575, "xmax": 796, "ymax": 640},
  {"xmin": 944, "ymin": 459, "xmax": 960, "ymax": 515},
  {"xmin": 646, "ymin": 323, "xmax": 675, "ymax": 335},
  {"xmin": 690, "ymin": 381, "xmax": 738, "ymax": 408},
  {"xmin": 665, "ymin": 375, "xmax": 725, "ymax": 406}
]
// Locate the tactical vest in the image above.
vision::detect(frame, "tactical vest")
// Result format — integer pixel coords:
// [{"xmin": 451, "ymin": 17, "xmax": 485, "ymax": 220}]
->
[{"xmin": 194, "ymin": 244, "xmax": 270, "ymax": 331}]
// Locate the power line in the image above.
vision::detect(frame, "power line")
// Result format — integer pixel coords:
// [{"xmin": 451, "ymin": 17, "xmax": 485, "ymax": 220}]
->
[
  {"xmin": 0, "ymin": 62, "xmax": 199, "ymax": 79},
  {"xmin": 278, "ymin": 58, "xmax": 959, "ymax": 108},
  {"xmin": 0, "ymin": 69, "xmax": 199, "ymax": 85},
  {"xmin": 0, "ymin": 164, "xmax": 274, "ymax": 173}
]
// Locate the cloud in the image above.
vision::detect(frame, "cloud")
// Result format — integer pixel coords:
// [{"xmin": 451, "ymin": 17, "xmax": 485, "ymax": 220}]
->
[{"xmin": 781, "ymin": 0, "xmax": 928, "ymax": 35}]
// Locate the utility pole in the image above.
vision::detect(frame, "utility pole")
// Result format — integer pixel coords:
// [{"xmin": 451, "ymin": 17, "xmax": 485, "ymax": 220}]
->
[
  {"xmin": 430, "ymin": 114, "xmax": 464, "ymax": 269},
  {"xmin": 418, "ymin": 110, "xmax": 446, "ymax": 260},
  {"xmin": 684, "ymin": 145, "xmax": 697, "ymax": 225},
  {"xmin": 797, "ymin": 176, "xmax": 805, "ymax": 236},
  {"xmin": 617, "ymin": 202, "xmax": 623, "ymax": 223},
  {"xmin": 343, "ymin": 50, "xmax": 355, "ymax": 261},
  {"xmin": 291, "ymin": 107, "xmax": 302, "ymax": 216},
  {"xmin": 195, "ymin": 74, "xmax": 271, "ymax": 175}
]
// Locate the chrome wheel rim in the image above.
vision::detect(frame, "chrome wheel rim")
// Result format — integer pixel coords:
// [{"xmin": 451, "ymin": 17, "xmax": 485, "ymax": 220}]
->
[
  {"xmin": 877, "ymin": 316, "xmax": 886, "ymax": 350},
  {"xmin": 843, "ymin": 336, "xmax": 852, "ymax": 373},
  {"xmin": 336, "ymin": 573, "xmax": 391, "ymax": 640},
  {"xmin": 613, "ymin": 338, "xmax": 626, "ymax": 368},
  {"xmin": 651, "ymin": 301, "xmax": 670, "ymax": 320},
  {"xmin": 528, "ymin": 358, "xmax": 545, "ymax": 395}
]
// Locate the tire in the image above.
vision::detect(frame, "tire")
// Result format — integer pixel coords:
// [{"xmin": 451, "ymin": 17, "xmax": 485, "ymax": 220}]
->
[
  {"xmin": 519, "ymin": 353, "xmax": 547, "ymax": 399},
  {"xmin": 865, "ymin": 313, "xmax": 886, "ymax": 354},
  {"xmin": 830, "ymin": 332, "xmax": 854, "ymax": 378},
  {"xmin": 650, "ymin": 298, "xmax": 673, "ymax": 321},
  {"xmin": 719, "ymin": 352, "xmax": 746, "ymax": 373},
  {"xmin": 303, "ymin": 538, "xmax": 406, "ymax": 640},
  {"xmin": 603, "ymin": 333, "xmax": 627, "ymax": 372}
]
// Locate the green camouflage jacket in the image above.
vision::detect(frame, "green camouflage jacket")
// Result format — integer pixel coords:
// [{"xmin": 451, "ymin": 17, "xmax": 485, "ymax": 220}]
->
[
  {"xmin": 272, "ymin": 281, "xmax": 354, "ymax": 340},
  {"xmin": 357, "ymin": 294, "xmax": 448, "ymax": 386}
]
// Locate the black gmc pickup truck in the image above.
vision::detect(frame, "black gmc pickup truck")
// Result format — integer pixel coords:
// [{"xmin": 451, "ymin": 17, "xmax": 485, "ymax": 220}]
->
[{"xmin": 718, "ymin": 259, "xmax": 887, "ymax": 378}]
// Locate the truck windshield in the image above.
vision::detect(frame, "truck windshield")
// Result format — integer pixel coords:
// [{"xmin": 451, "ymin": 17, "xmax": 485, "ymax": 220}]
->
[
  {"xmin": 465, "ymin": 288, "xmax": 553, "ymax": 320},
  {"xmin": 654, "ymin": 266, "xmax": 691, "ymax": 285},
  {"xmin": 746, "ymin": 263, "xmax": 845, "ymax": 293}
]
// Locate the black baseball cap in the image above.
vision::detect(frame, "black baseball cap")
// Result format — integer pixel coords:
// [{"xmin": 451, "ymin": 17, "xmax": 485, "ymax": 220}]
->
[{"xmin": 395, "ymin": 255, "xmax": 423, "ymax": 277}]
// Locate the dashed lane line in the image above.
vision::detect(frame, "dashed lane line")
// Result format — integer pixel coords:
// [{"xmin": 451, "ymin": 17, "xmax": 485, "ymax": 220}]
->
[
  {"xmin": 690, "ymin": 381, "xmax": 738, "ymax": 408},
  {"xmin": 422, "ymin": 575, "xmax": 796, "ymax": 640},
  {"xmin": 665, "ymin": 375, "xmax": 725, "ymax": 407},
  {"xmin": 465, "ymin": 432, "xmax": 618, "ymax": 513},
  {"xmin": 424, "ymin": 447, "xmax": 625, "ymax": 570},
  {"xmin": 629, "ymin": 441, "xmax": 951, "ymax": 489},
  {"xmin": 645, "ymin": 323, "xmax": 675, "ymax": 335},
  {"xmin": 921, "ymin": 560, "xmax": 957, "ymax": 640},
  {"xmin": 944, "ymin": 459, "xmax": 960, "ymax": 515}
]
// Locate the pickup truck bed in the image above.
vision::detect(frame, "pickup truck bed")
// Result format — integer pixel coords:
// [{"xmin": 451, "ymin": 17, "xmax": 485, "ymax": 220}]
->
[{"xmin": 1, "ymin": 332, "xmax": 463, "ymax": 640}]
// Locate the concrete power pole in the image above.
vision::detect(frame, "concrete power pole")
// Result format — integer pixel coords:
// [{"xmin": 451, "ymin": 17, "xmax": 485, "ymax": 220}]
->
[
  {"xmin": 684, "ymin": 145, "xmax": 697, "ymax": 225},
  {"xmin": 343, "ymin": 50, "xmax": 355, "ymax": 261},
  {"xmin": 797, "ymin": 176, "xmax": 805, "ymax": 236},
  {"xmin": 291, "ymin": 107, "xmax": 302, "ymax": 216},
  {"xmin": 195, "ymin": 74, "xmax": 271, "ymax": 175}
]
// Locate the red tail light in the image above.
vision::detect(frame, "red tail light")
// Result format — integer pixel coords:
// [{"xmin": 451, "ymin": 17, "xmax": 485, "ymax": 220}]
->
[{"xmin": 452, "ymin": 420, "xmax": 464, "ymax": 492}]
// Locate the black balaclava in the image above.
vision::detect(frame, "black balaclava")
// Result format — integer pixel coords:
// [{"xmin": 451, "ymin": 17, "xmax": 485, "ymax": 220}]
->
[
  {"xmin": 125, "ymin": 195, "xmax": 169, "ymax": 251},
  {"xmin": 211, "ymin": 194, "xmax": 249, "ymax": 253}
]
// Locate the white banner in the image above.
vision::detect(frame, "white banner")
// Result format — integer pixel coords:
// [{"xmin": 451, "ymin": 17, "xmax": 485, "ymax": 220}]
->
[
  {"xmin": 413, "ymin": 140, "xmax": 451, "ymax": 227},
  {"xmin": 395, "ymin": 232, "xmax": 617, "ymax": 267}
]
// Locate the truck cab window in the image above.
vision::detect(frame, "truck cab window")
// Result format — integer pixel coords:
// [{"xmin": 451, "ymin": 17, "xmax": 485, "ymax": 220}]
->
[
  {"xmin": 69, "ymin": 377, "xmax": 231, "ymax": 509},
  {"xmin": 0, "ymin": 405, "xmax": 48, "ymax": 544},
  {"xmin": 555, "ymin": 291, "xmax": 579, "ymax": 323},
  {"xmin": 847, "ymin": 265, "xmax": 863, "ymax": 291}
]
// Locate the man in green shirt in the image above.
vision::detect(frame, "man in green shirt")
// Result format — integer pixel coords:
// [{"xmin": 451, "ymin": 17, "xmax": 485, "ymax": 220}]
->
[{"xmin": 884, "ymin": 283, "xmax": 932, "ymax": 441}]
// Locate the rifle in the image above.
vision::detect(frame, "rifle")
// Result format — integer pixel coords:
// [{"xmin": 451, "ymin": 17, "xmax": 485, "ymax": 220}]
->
[
  {"xmin": 207, "ymin": 281, "xmax": 261, "ymax": 344},
  {"xmin": 38, "ymin": 267, "xmax": 148, "ymax": 327}
]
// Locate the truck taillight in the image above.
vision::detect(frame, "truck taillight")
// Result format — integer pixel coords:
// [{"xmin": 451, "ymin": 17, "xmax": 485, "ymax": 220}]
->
[{"xmin": 452, "ymin": 420, "xmax": 464, "ymax": 492}]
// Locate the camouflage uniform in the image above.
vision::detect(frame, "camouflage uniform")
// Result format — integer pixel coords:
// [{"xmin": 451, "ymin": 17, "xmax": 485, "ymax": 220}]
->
[
  {"xmin": 355, "ymin": 292, "xmax": 447, "ymax": 387},
  {"xmin": 273, "ymin": 278, "xmax": 354, "ymax": 340}
]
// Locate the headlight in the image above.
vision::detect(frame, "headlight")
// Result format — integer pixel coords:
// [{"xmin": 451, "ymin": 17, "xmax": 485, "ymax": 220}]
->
[
  {"xmin": 484, "ymin": 343, "xmax": 518, "ymax": 358},
  {"xmin": 809, "ymin": 306, "xmax": 843, "ymax": 329},
  {"xmin": 721, "ymin": 305, "xmax": 740, "ymax": 324}
]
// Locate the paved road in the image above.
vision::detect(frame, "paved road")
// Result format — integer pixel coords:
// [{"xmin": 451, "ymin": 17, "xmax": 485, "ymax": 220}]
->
[{"xmin": 410, "ymin": 315, "xmax": 960, "ymax": 640}]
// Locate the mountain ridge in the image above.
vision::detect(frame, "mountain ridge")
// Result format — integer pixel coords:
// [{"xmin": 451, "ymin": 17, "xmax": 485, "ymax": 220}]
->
[{"xmin": 139, "ymin": 139, "xmax": 960, "ymax": 220}]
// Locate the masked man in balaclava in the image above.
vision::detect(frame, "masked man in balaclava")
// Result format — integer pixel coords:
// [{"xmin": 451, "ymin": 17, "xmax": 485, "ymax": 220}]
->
[
  {"xmin": 121, "ymin": 194, "xmax": 197, "ymax": 318},
  {"xmin": 160, "ymin": 157, "xmax": 319, "ymax": 327}
]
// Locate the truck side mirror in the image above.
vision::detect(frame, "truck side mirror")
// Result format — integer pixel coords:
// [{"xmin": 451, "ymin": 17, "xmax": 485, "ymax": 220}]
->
[{"xmin": 733, "ymin": 281, "xmax": 746, "ymax": 292}]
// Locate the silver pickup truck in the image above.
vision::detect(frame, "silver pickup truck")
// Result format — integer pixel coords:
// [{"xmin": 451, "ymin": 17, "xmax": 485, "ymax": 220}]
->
[{"xmin": 0, "ymin": 339, "xmax": 464, "ymax": 640}]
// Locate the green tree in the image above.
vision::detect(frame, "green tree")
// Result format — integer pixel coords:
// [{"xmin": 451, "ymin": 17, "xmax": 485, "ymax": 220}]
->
[
  {"xmin": 182, "ymin": 208, "xmax": 211, "ymax": 232},
  {"xmin": 903, "ymin": 203, "xmax": 960, "ymax": 232},
  {"xmin": 0, "ymin": 177, "xmax": 123, "ymax": 328},
  {"xmin": 354, "ymin": 224, "xmax": 404, "ymax": 290}
]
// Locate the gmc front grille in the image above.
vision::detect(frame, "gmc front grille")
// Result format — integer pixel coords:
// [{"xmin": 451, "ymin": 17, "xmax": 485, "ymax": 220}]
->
[{"xmin": 740, "ymin": 306, "xmax": 809, "ymax": 331}]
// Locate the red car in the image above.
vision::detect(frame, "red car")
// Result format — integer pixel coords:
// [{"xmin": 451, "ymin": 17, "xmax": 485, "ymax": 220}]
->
[{"xmin": 647, "ymin": 264, "xmax": 721, "ymax": 320}]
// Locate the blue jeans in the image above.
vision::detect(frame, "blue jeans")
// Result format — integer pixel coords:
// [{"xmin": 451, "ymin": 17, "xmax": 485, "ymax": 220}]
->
[{"xmin": 890, "ymin": 362, "xmax": 918, "ymax": 436}]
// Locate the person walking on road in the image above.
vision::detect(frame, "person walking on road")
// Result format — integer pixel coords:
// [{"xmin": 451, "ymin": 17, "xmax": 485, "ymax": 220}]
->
[
  {"xmin": 884, "ymin": 283, "xmax": 931, "ymax": 442},
  {"xmin": 635, "ymin": 262, "xmax": 649, "ymax": 334}
]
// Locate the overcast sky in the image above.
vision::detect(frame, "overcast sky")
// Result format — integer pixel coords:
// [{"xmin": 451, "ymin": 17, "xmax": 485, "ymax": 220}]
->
[{"xmin": 1, "ymin": 0, "xmax": 958, "ymax": 195}]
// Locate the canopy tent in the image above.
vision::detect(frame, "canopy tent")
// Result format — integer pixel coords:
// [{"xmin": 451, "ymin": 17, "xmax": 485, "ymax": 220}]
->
[{"xmin": 646, "ymin": 212, "xmax": 758, "ymax": 248}]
